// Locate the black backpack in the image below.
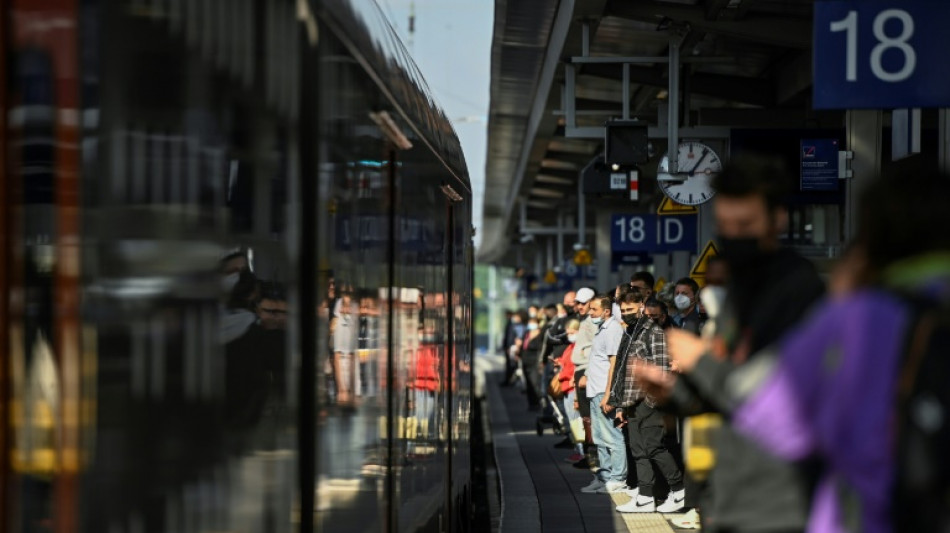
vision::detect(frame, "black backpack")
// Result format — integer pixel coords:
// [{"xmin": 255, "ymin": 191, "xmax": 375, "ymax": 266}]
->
[{"xmin": 894, "ymin": 296, "xmax": 950, "ymax": 532}]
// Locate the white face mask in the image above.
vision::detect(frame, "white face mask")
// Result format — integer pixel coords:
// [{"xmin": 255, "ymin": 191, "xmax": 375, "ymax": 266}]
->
[
  {"xmin": 590, "ymin": 316, "xmax": 604, "ymax": 325},
  {"xmin": 220, "ymin": 272, "xmax": 240, "ymax": 294},
  {"xmin": 527, "ymin": 323, "xmax": 538, "ymax": 331},
  {"xmin": 567, "ymin": 333, "xmax": 577, "ymax": 343},
  {"xmin": 674, "ymin": 293, "xmax": 692, "ymax": 311},
  {"xmin": 528, "ymin": 310, "xmax": 537, "ymax": 318},
  {"xmin": 699, "ymin": 286, "xmax": 727, "ymax": 319}
]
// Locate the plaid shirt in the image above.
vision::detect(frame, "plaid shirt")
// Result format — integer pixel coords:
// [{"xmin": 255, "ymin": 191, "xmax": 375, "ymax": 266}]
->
[{"xmin": 610, "ymin": 316, "xmax": 670, "ymax": 408}]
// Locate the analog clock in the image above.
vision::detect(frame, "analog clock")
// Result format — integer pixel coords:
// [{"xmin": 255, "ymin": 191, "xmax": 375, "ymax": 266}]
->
[{"xmin": 657, "ymin": 141, "xmax": 722, "ymax": 206}]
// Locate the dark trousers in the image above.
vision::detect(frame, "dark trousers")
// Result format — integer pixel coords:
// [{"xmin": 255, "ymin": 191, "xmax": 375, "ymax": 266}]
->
[
  {"xmin": 573, "ymin": 369, "xmax": 590, "ymax": 418},
  {"xmin": 522, "ymin": 355, "xmax": 541, "ymax": 407},
  {"xmin": 627, "ymin": 402, "xmax": 684, "ymax": 498}
]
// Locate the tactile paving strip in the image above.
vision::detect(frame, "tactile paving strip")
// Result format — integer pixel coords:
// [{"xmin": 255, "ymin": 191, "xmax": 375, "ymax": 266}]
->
[{"xmin": 608, "ymin": 492, "xmax": 677, "ymax": 532}]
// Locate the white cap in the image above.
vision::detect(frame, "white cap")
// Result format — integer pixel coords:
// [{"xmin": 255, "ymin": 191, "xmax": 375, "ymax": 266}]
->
[{"xmin": 575, "ymin": 287, "xmax": 595, "ymax": 304}]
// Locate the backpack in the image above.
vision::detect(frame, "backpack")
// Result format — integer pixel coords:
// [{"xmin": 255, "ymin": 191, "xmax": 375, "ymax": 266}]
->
[{"xmin": 894, "ymin": 296, "xmax": 950, "ymax": 532}]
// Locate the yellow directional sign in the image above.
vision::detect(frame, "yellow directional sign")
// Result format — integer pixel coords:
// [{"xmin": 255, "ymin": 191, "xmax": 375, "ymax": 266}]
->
[
  {"xmin": 544, "ymin": 269, "xmax": 557, "ymax": 284},
  {"xmin": 573, "ymin": 249, "xmax": 592, "ymax": 266},
  {"xmin": 654, "ymin": 277, "xmax": 667, "ymax": 293},
  {"xmin": 657, "ymin": 196, "xmax": 698, "ymax": 216},
  {"xmin": 690, "ymin": 240, "xmax": 720, "ymax": 288}
]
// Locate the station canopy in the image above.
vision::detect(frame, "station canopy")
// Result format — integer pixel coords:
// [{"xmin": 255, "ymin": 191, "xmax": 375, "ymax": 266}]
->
[{"xmin": 480, "ymin": 0, "xmax": 827, "ymax": 263}]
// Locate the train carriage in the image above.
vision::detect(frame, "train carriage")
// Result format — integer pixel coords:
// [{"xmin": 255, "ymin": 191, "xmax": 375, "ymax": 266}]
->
[{"xmin": 0, "ymin": 1, "xmax": 473, "ymax": 532}]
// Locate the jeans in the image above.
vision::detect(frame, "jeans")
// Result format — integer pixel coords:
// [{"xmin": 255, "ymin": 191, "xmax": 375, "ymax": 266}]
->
[{"xmin": 589, "ymin": 393, "xmax": 627, "ymax": 484}]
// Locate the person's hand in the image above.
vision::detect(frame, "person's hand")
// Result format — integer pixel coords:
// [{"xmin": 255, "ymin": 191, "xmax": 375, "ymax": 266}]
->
[
  {"xmin": 667, "ymin": 328, "xmax": 708, "ymax": 373},
  {"xmin": 578, "ymin": 375, "xmax": 587, "ymax": 388},
  {"xmin": 615, "ymin": 408, "xmax": 627, "ymax": 427},
  {"xmin": 600, "ymin": 395, "xmax": 613, "ymax": 414},
  {"xmin": 633, "ymin": 363, "xmax": 676, "ymax": 403}
]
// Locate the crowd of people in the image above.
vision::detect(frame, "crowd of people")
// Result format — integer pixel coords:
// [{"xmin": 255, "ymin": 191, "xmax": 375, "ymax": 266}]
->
[{"xmin": 498, "ymin": 154, "xmax": 950, "ymax": 532}]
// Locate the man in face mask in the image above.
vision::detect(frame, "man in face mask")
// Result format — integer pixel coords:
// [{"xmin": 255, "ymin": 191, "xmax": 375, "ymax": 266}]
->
[
  {"xmin": 635, "ymin": 153, "xmax": 825, "ymax": 532},
  {"xmin": 671, "ymin": 277, "xmax": 703, "ymax": 335}
]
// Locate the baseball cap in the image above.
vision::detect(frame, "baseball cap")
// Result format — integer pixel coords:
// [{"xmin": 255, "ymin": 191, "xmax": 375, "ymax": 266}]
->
[{"xmin": 575, "ymin": 287, "xmax": 595, "ymax": 304}]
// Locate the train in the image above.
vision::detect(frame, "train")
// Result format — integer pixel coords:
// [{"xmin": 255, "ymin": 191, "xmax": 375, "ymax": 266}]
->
[{"xmin": 0, "ymin": 1, "xmax": 474, "ymax": 532}]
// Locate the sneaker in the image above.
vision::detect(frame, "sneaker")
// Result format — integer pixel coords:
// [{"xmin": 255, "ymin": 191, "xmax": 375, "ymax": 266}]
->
[
  {"xmin": 669, "ymin": 508, "xmax": 701, "ymax": 529},
  {"xmin": 553, "ymin": 437, "xmax": 573, "ymax": 449},
  {"xmin": 603, "ymin": 480, "xmax": 629, "ymax": 494},
  {"xmin": 564, "ymin": 452, "xmax": 584, "ymax": 463},
  {"xmin": 579, "ymin": 478, "xmax": 605, "ymax": 494},
  {"xmin": 624, "ymin": 487, "xmax": 640, "ymax": 499},
  {"xmin": 571, "ymin": 457, "xmax": 591, "ymax": 469},
  {"xmin": 616, "ymin": 495, "xmax": 655, "ymax": 513},
  {"xmin": 657, "ymin": 489, "xmax": 686, "ymax": 513}
]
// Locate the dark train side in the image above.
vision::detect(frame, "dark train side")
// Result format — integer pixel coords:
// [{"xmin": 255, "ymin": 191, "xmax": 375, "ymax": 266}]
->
[{"xmin": 0, "ymin": 1, "xmax": 473, "ymax": 532}]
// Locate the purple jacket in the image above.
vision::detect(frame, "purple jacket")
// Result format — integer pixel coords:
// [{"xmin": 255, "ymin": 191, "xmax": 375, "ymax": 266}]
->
[{"xmin": 732, "ymin": 290, "xmax": 909, "ymax": 533}]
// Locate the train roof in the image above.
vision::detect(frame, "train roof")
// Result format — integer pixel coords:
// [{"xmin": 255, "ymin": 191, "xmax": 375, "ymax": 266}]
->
[{"xmin": 316, "ymin": 0, "xmax": 471, "ymax": 193}]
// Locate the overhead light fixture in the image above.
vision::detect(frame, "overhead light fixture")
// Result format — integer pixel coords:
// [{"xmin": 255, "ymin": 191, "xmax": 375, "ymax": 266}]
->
[{"xmin": 369, "ymin": 111, "xmax": 413, "ymax": 150}]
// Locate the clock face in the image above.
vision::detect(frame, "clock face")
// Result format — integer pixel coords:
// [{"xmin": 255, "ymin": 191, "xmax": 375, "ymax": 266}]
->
[{"xmin": 657, "ymin": 141, "xmax": 722, "ymax": 206}]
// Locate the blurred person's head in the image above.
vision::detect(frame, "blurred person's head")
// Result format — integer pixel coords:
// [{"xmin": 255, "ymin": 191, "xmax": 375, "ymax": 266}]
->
[
  {"xmin": 854, "ymin": 160, "xmax": 950, "ymax": 284},
  {"xmin": 556, "ymin": 303, "xmax": 567, "ymax": 318},
  {"xmin": 630, "ymin": 271, "xmax": 655, "ymax": 298},
  {"xmin": 563, "ymin": 290, "xmax": 576, "ymax": 309},
  {"xmin": 620, "ymin": 290, "xmax": 645, "ymax": 327},
  {"xmin": 528, "ymin": 304, "xmax": 540, "ymax": 319},
  {"xmin": 574, "ymin": 287, "xmax": 595, "ymax": 317},
  {"xmin": 705, "ymin": 256, "xmax": 729, "ymax": 287},
  {"xmin": 588, "ymin": 294, "xmax": 612, "ymax": 325},
  {"xmin": 644, "ymin": 297, "xmax": 668, "ymax": 324},
  {"xmin": 565, "ymin": 318, "xmax": 581, "ymax": 343},
  {"xmin": 526, "ymin": 316, "xmax": 540, "ymax": 333},
  {"xmin": 673, "ymin": 278, "xmax": 700, "ymax": 314},
  {"xmin": 544, "ymin": 304, "xmax": 558, "ymax": 321},
  {"xmin": 219, "ymin": 249, "xmax": 249, "ymax": 294},
  {"xmin": 257, "ymin": 282, "xmax": 287, "ymax": 330},
  {"xmin": 227, "ymin": 270, "xmax": 259, "ymax": 311},
  {"xmin": 712, "ymin": 153, "xmax": 791, "ymax": 268}
]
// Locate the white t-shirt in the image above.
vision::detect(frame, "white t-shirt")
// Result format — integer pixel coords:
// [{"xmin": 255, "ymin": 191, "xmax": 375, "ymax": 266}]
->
[{"xmin": 585, "ymin": 316, "xmax": 624, "ymax": 398}]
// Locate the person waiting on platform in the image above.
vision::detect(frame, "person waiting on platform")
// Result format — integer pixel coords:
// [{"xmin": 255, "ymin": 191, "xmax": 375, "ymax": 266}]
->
[
  {"xmin": 671, "ymin": 277, "xmax": 704, "ymax": 335},
  {"xmin": 611, "ymin": 291, "xmax": 686, "ymax": 514},
  {"xmin": 578, "ymin": 294, "xmax": 628, "ymax": 495}
]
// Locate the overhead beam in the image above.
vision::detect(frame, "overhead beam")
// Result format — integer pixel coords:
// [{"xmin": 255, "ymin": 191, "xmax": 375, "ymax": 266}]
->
[
  {"xmin": 605, "ymin": 0, "xmax": 811, "ymax": 49},
  {"xmin": 582, "ymin": 62, "xmax": 775, "ymax": 107}
]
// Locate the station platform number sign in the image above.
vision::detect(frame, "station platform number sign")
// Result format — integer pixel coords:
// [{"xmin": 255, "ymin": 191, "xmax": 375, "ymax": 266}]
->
[
  {"xmin": 611, "ymin": 214, "xmax": 698, "ymax": 254},
  {"xmin": 814, "ymin": 0, "xmax": 950, "ymax": 109}
]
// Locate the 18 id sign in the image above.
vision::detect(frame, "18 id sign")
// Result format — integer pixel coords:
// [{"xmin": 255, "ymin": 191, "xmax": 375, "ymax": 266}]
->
[
  {"xmin": 611, "ymin": 214, "xmax": 697, "ymax": 254},
  {"xmin": 814, "ymin": 0, "xmax": 950, "ymax": 109}
]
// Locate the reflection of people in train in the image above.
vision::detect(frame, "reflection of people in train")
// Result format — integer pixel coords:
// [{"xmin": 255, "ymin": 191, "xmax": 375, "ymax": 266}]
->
[
  {"xmin": 332, "ymin": 283, "xmax": 360, "ymax": 406},
  {"xmin": 410, "ymin": 329, "xmax": 440, "ymax": 442},
  {"xmin": 358, "ymin": 293, "xmax": 379, "ymax": 398},
  {"xmin": 225, "ymin": 282, "xmax": 288, "ymax": 432},
  {"xmin": 219, "ymin": 249, "xmax": 259, "ymax": 343}
]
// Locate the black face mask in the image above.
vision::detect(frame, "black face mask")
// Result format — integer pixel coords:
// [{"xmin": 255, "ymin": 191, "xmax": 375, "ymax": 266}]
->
[
  {"xmin": 621, "ymin": 313, "xmax": 639, "ymax": 325},
  {"xmin": 717, "ymin": 235, "xmax": 764, "ymax": 268}
]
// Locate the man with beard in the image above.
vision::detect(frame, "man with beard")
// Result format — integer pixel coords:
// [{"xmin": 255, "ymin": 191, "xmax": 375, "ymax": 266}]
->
[{"xmin": 636, "ymin": 154, "xmax": 824, "ymax": 533}]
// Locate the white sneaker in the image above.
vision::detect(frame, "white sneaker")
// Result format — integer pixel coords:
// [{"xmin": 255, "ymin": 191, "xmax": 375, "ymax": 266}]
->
[
  {"xmin": 616, "ymin": 495, "xmax": 655, "ymax": 513},
  {"xmin": 670, "ymin": 508, "xmax": 701, "ymax": 529},
  {"xmin": 579, "ymin": 478, "xmax": 605, "ymax": 493},
  {"xmin": 603, "ymin": 480, "xmax": 628, "ymax": 493},
  {"xmin": 624, "ymin": 487, "xmax": 640, "ymax": 499},
  {"xmin": 657, "ymin": 489, "xmax": 686, "ymax": 513}
]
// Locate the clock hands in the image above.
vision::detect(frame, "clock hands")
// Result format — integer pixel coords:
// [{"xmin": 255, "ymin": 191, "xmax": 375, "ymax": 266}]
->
[
  {"xmin": 685, "ymin": 148, "xmax": 710, "ymax": 176},
  {"xmin": 658, "ymin": 147, "xmax": 708, "ymax": 181}
]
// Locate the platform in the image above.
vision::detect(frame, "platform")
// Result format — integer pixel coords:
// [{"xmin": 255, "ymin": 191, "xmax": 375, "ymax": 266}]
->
[{"xmin": 481, "ymin": 354, "xmax": 693, "ymax": 532}]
